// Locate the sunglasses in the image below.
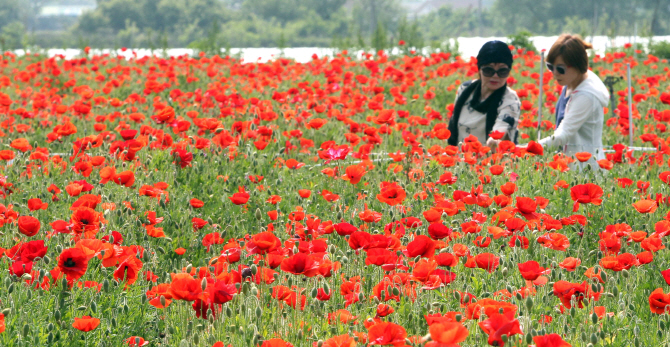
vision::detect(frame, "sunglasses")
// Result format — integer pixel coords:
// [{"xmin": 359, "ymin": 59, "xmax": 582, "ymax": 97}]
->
[
  {"xmin": 480, "ymin": 66, "xmax": 510, "ymax": 78},
  {"xmin": 546, "ymin": 63, "xmax": 569, "ymax": 75}
]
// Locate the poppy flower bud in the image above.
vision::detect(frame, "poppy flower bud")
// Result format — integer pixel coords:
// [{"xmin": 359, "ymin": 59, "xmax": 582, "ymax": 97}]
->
[
  {"xmin": 525, "ymin": 333, "xmax": 533, "ymax": 344},
  {"xmin": 21, "ymin": 273, "xmax": 32, "ymax": 281},
  {"xmin": 91, "ymin": 301, "xmax": 97, "ymax": 313},
  {"xmin": 525, "ymin": 296, "xmax": 533, "ymax": 311},
  {"xmin": 201, "ymin": 278, "xmax": 207, "ymax": 291},
  {"xmin": 501, "ymin": 334, "xmax": 508, "ymax": 343},
  {"xmin": 455, "ymin": 314, "xmax": 462, "ymax": 322},
  {"xmin": 23, "ymin": 323, "xmax": 29, "ymax": 336},
  {"xmin": 1, "ymin": 308, "xmax": 9, "ymax": 316},
  {"xmin": 590, "ymin": 333, "xmax": 598, "ymax": 344},
  {"xmin": 54, "ymin": 310, "xmax": 61, "ymax": 320},
  {"xmin": 622, "ymin": 269, "xmax": 629, "ymax": 278},
  {"xmin": 317, "ymin": 340, "xmax": 323, "ymax": 347}
]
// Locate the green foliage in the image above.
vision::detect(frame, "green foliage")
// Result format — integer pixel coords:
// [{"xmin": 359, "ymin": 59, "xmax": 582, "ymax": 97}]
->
[
  {"xmin": 371, "ymin": 21, "xmax": 387, "ymax": 53},
  {"xmin": 0, "ymin": 22, "xmax": 26, "ymax": 51},
  {"xmin": 508, "ymin": 30, "xmax": 537, "ymax": 53},
  {"xmin": 397, "ymin": 17, "xmax": 424, "ymax": 54},
  {"xmin": 648, "ymin": 40, "xmax": 670, "ymax": 59},
  {"xmin": 188, "ymin": 20, "xmax": 228, "ymax": 57},
  {"xmin": 17, "ymin": 0, "xmax": 670, "ymax": 50}
]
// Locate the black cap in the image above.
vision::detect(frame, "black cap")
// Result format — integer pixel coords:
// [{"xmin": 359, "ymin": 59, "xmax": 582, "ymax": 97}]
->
[{"xmin": 477, "ymin": 40, "xmax": 513, "ymax": 68}]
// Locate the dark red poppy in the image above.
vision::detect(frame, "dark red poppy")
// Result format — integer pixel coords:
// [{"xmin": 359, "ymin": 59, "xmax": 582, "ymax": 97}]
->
[{"xmin": 57, "ymin": 247, "xmax": 89, "ymax": 281}]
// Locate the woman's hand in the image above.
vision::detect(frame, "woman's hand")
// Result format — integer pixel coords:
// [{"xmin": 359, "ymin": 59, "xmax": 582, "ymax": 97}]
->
[{"xmin": 486, "ymin": 137, "xmax": 500, "ymax": 149}]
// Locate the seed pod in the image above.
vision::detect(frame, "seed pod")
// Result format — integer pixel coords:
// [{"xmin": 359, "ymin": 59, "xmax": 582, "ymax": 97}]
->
[
  {"xmin": 525, "ymin": 333, "xmax": 533, "ymax": 344},
  {"xmin": 525, "ymin": 297, "xmax": 533, "ymax": 311}
]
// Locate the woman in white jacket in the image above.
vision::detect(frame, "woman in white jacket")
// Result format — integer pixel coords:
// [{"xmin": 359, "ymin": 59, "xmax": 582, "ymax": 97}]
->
[{"xmin": 537, "ymin": 34, "xmax": 610, "ymax": 169}]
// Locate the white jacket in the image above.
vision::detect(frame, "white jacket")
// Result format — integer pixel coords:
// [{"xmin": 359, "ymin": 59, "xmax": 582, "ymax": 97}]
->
[{"xmin": 539, "ymin": 70, "xmax": 610, "ymax": 167}]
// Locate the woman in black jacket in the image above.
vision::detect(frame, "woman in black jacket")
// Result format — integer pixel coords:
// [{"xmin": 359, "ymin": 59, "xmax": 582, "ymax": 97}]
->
[{"xmin": 448, "ymin": 40, "xmax": 521, "ymax": 148}]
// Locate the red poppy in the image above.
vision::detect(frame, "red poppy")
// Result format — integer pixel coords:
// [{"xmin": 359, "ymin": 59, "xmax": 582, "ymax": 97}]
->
[
  {"xmin": 427, "ymin": 222, "xmax": 452, "ymax": 240},
  {"xmin": 17, "ymin": 216, "xmax": 40, "ymax": 237},
  {"xmin": 574, "ymin": 152, "xmax": 591, "ymax": 162},
  {"xmin": 558, "ymin": 257, "xmax": 581, "ymax": 272},
  {"xmin": 261, "ymin": 339, "xmax": 294, "ymax": 347},
  {"xmin": 58, "ymin": 247, "xmax": 89, "ymax": 281},
  {"xmin": 126, "ymin": 336, "xmax": 149, "ymax": 346},
  {"xmin": 633, "ymin": 199, "xmax": 657, "ymax": 214},
  {"xmin": 114, "ymin": 256, "xmax": 143, "ymax": 285},
  {"xmin": 533, "ymin": 334, "xmax": 572, "ymax": 347},
  {"xmin": 229, "ymin": 189, "xmax": 250, "ymax": 205},
  {"xmin": 478, "ymin": 313, "xmax": 523, "ymax": 346},
  {"xmin": 323, "ymin": 335, "xmax": 356, "ymax": 347},
  {"xmin": 474, "ymin": 253, "xmax": 500, "ymax": 273},
  {"xmin": 570, "ymin": 183, "xmax": 603, "ymax": 211},
  {"xmin": 377, "ymin": 182, "xmax": 406, "ymax": 206},
  {"xmin": 27, "ymin": 198, "xmax": 48, "ymax": 211},
  {"xmin": 649, "ymin": 288, "xmax": 670, "ymax": 314},
  {"xmin": 537, "ymin": 233, "xmax": 570, "ymax": 251},
  {"xmin": 367, "ymin": 321, "xmax": 407, "ymax": 346},
  {"xmin": 70, "ymin": 207, "xmax": 101, "ymax": 238},
  {"xmin": 517, "ymin": 260, "xmax": 550, "ymax": 280},
  {"xmin": 404, "ymin": 235, "xmax": 436, "ymax": 258},
  {"xmin": 553, "ymin": 280, "xmax": 594, "ymax": 309},
  {"xmin": 190, "ymin": 198, "xmax": 204, "ymax": 208},
  {"xmin": 170, "ymin": 273, "xmax": 203, "ymax": 301},
  {"xmin": 298, "ymin": 189, "xmax": 311, "ymax": 198},
  {"xmin": 342, "ymin": 165, "xmax": 367, "ymax": 184},
  {"xmin": 247, "ymin": 232, "xmax": 281, "ymax": 255},
  {"xmin": 280, "ymin": 253, "xmax": 321, "ymax": 277},
  {"xmin": 72, "ymin": 316, "xmax": 100, "ymax": 332},
  {"xmin": 525, "ymin": 141, "xmax": 543, "ymax": 155},
  {"xmin": 426, "ymin": 322, "xmax": 469, "ymax": 347}
]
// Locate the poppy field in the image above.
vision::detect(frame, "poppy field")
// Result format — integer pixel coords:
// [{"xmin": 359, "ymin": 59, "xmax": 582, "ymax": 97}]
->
[{"xmin": 1, "ymin": 46, "xmax": 670, "ymax": 347}]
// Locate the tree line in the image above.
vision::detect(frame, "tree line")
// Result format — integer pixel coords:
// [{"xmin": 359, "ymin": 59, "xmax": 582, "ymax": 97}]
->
[{"xmin": 1, "ymin": 0, "xmax": 669, "ymax": 51}]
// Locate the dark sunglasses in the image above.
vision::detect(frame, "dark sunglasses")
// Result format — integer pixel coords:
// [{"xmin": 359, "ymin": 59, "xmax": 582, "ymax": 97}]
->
[
  {"xmin": 546, "ymin": 62, "xmax": 569, "ymax": 75},
  {"xmin": 480, "ymin": 66, "xmax": 510, "ymax": 78}
]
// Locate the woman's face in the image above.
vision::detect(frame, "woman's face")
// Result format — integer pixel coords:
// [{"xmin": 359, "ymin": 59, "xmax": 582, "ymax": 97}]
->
[
  {"xmin": 479, "ymin": 62, "xmax": 509, "ymax": 92},
  {"xmin": 548, "ymin": 56, "xmax": 581, "ymax": 87}
]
